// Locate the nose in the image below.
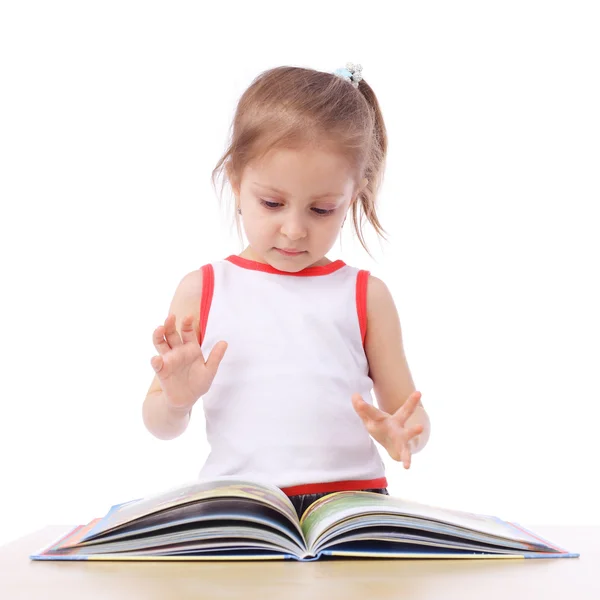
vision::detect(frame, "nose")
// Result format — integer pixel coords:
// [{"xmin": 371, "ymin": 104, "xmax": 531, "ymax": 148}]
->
[{"xmin": 280, "ymin": 213, "xmax": 307, "ymax": 241}]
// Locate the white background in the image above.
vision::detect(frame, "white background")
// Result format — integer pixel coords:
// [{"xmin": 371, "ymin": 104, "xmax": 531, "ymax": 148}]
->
[{"xmin": 1, "ymin": 1, "xmax": 598, "ymax": 547}]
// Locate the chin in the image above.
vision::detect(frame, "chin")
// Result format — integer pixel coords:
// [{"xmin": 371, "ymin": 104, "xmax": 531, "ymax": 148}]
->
[
  {"xmin": 271, "ymin": 258, "xmax": 309, "ymax": 272},
  {"xmin": 269, "ymin": 250, "xmax": 312, "ymax": 271}
]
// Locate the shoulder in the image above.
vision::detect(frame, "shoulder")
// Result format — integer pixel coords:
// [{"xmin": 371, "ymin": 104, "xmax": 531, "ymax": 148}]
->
[
  {"xmin": 365, "ymin": 273, "xmax": 388, "ymax": 297},
  {"xmin": 351, "ymin": 270, "xmax": 398, "ymax": 344},
  {"xmin": 173, "ymin": 267, "xmax": 204, "ymax": 300},
  {"xmin": 364, "ymin": 274, "xmax": 399, "ymax": 330},
  {"xmin": 171, "ymin": 259, "xmax": 228, "ymax": 295},
  {"xmin": 365, "ymin": 274, "xmax": 394, "ymax": 311},
  {"xmin": 166, "ymin": 267, "xmax": 207, "ymax": 334},
  {"xmin": 349, "ymin": 268, "xmax": 393, "ymax": 311}
]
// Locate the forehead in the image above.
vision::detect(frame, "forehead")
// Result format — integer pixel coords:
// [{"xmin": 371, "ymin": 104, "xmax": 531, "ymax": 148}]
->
[{"xmin": 244, "ymin": 147, "xmax": 355, "ymax": 193}]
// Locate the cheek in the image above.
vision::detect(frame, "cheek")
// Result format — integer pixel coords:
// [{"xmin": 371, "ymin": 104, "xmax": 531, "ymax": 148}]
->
[
  {"xmin": 324, "ymin": 213, "xmax": 345, "ymax": 231},
  {"xmin": 312, "ymin": 221, "xmax": 343, "ymax": 246},
  {"xmin": 242, "ymin": 212, "xmax": 277, "ymax": 243}
]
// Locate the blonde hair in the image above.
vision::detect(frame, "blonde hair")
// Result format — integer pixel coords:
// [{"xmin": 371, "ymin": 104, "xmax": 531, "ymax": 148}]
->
[{"xmin": 211, "ymin": 65, "xmax": 389, "ymax": 256}]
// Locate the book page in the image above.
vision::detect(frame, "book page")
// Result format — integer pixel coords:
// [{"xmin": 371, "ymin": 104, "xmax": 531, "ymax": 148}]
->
[
  {"xmin": 301, "ymin": 491, "xmax": 549, "ymax": 552},
  {"xmin": 83, "ymin": 477, "xmax": 299, "ymax": 541}
]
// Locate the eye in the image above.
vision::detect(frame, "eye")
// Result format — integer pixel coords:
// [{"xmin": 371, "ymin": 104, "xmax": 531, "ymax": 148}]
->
[
  {"xmin": 259, "ymin": 199, "xmax": 335, "ymax": 216},
  {"xmin": 260, "ymin": 199, "xmax": 281, "ymax": 209},
  {"xmin": 312, "ymin": 207, "xmax": 335, "ymax": 216}
]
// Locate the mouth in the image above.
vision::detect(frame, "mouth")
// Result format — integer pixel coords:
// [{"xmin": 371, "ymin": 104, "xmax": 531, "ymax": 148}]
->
[{"xmin": 274, "ymin": 248, "xmax": 307, "ymax": 256}]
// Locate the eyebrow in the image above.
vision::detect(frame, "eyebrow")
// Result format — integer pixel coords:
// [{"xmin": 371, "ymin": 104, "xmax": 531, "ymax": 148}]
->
[{"xmin": 251, "ymin": 182, "xmax": 344, "ymax": 200}]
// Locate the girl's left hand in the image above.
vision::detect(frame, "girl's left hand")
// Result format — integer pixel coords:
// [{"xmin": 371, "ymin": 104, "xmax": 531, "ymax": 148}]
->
[{"xmin": 351, "ymin": 391, "xmax": 424, "ymax": 469}]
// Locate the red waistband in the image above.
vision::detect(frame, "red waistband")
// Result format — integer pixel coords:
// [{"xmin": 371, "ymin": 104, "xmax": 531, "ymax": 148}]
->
[{"xmin": 280, "ymin": 477, "xmax": 388, "ymax": 497}]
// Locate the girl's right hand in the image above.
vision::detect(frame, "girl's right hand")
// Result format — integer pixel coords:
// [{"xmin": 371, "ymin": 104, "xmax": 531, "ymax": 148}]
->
[{"xmin": 151, "ymin": 314, "xmax": 228, "ymax": 413}]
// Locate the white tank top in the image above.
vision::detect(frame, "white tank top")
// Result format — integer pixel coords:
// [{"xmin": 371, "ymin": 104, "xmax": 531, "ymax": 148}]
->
[{"xmin": 196, "ymin": 255, "xmax": 387, "ymax": 495}]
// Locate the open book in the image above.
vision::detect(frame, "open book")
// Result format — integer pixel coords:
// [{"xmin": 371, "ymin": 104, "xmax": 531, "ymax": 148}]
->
[{"xmin": 30, "ymin": 478, "xmax": 579, "ymax": 561}]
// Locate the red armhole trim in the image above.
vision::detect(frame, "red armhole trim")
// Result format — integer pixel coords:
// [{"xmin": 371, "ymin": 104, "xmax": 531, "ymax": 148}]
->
[
  {"xmin": 199, "ymin": 264, "xmax": 214, "ymax": 346},
  {"xmin": 356, "ymin": 269, "xmax": 369, "ymax": 347}
]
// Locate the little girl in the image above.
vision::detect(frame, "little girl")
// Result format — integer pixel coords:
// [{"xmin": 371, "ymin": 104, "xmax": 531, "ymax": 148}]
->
[{"xmin": 142, "ymin": 63, "xmax": 431, "ymax": 518}]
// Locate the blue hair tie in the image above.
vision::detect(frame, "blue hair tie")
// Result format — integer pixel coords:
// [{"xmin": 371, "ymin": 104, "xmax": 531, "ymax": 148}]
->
[{"xmin": 333, "ymin": 62, "xmax": 363, "ymax": 88}]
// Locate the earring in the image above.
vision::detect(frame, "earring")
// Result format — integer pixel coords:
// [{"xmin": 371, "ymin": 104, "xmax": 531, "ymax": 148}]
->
[{"xmin": 237, "ymin": 207, "xmax": 242, "ymax": 215}]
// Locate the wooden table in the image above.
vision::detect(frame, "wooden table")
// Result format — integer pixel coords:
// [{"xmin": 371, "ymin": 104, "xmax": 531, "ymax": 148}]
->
[{"xmin": 1, "ymin": 526, "xmax": 597, "ymax": 599}]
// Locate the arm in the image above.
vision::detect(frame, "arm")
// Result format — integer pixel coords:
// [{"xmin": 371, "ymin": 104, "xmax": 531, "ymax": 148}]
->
[
  {"xmin": 363, "ymin": 275, "xmax": 431, "ymax": 455},
  {"xmin": 142, "ymin": 390, "xmax": 192, "ymax": 441}
]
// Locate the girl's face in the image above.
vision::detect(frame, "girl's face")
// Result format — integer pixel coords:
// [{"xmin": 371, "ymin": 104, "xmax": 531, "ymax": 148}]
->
[{"xmin": 234, "ymin": 146, "xmax": 366, "ymax": 272}]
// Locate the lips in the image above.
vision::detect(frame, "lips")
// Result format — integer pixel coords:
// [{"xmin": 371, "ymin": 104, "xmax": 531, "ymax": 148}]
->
[{"xmin": 275, "ymin": 248, "xmax": 306, "ymax": 256}]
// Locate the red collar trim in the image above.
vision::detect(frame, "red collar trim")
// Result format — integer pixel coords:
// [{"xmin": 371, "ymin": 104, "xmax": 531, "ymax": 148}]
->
[{"xmin": 225, "ymin": 255, "xmax": 346, "ymax": 277}]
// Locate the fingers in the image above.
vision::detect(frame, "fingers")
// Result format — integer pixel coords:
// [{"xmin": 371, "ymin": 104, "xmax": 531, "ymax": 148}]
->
[
  {"xmin": 152, "ymin": 325, "xmax": 171, "ymax": 355},
  {"xmin": 163, "ymin": 314, "xmax": 183, "ymax": 348},
  {"xmin": 351, "ymin": 393, "xmax": 387, "ymax": 424},
  {"xmin": 204, "ymin": 341, "xmax": 228, "ymax": 377},
  {"xmin": 401, "ymin": 445, "xmax": 412, "ymax": 469},
  {"xmin": 180, "ymin": 315, "xmax": 199, "ymax": 345},
  {"xmin": 409, "ymin": 424, "xmax": 424, "ymax": 437},
  {"xmin": 153, "ymin": 314, "xmax": 198, "ymax": 354},
  {"xmin": 399, "ymin": 423, "xmax": 424, "ymax": 468},
  {"xmin": 395, "ymin": 391, "xmax": 422, "ymax": 425},
  {"xmin": 150, "ymin": 355, "xmax": 163, "ymax": 373}
]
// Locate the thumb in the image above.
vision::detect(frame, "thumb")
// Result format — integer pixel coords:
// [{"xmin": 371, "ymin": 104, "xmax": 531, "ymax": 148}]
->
[
  {"xmin": 204, "ymin": 341, "xmax": 228, "ymax": 376},
  {"xmin": 352, "ymin": 393, "xmax": 386, "ymax": 424},
  {"xmin": 151, "ymin": 355, "xmax": 163, "ymax": 373}
]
